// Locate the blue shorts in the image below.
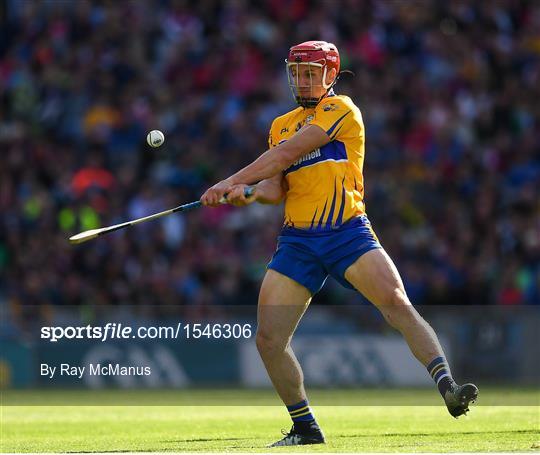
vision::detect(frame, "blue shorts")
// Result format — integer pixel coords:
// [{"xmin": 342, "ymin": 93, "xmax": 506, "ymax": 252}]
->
[{"xmin": 267, "ymin": 215, "xmax": 382, "ymax": 295}]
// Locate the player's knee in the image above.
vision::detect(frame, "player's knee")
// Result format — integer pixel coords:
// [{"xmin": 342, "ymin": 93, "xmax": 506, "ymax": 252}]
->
[
  {"xmin": 379, "ymin": 286, "xmax": 409, "ymax": 308},
  {"xmin": 256, "ymin": 330, "xmax": 287, "ymax": 357},
  {"xmin": 380, "ymin": 288, "xmax": 416, "ymax": 329},
  {"xmin": 390, "ymin": 287, "xmax": 410, "ymax": 306}
]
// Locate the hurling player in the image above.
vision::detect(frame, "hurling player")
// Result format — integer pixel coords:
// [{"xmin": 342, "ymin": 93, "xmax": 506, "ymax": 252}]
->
[{"xmin": 201, "ymin": 41, "xmax": 478, "ymax": 447}]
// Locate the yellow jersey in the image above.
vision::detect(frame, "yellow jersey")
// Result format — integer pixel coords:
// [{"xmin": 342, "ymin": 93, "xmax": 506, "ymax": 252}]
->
[{"xmin": 268, "ymin": 94, "xmax": 366, "ymax": 231}]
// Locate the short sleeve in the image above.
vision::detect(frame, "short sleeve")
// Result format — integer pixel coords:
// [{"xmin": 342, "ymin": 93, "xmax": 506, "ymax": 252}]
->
[
  {"xmin": 311, "ymin": 98, "xmax": 355, "ymax": 142},
  {"xmin": 268, "ymin": 119, "xmax": 278, "ymax": 149}
]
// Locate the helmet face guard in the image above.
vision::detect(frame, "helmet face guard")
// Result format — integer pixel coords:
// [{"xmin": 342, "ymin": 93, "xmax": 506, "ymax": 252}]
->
[{"xmin": 286, "ymin": 61, "xmax": 332, "ymax": 108}]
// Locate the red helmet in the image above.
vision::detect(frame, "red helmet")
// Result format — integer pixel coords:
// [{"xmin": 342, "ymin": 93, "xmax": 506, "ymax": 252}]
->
[
  {"xmin": 286, "ymin": 41, "xmax": 340, "ymax": 107},
  {"xmin": 288, "ymin": 41, "xmax": 340, "ymax": 75}
]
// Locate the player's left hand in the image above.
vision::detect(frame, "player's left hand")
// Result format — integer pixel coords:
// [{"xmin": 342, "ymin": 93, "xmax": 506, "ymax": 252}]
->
[
  {"xmin": 200, "ymin": 179, "xmax": 234, "ymax": 207},
  {"xmin": 227, "ymin": 184, "xmax": 257, "ymax": 207}
]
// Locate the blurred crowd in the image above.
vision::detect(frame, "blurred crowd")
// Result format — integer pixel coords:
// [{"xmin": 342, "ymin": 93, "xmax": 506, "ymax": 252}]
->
[{"xmin": 1, "ymin": 0, "xmax": 539, "ymax": 328}]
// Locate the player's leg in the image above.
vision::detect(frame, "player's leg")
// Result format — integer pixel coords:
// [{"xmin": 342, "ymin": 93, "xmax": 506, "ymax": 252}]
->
[
  {"xmin": 256, "ymin": 269, "xmax": 311, "ymax": 404},
  {"xmin": 257, "ymin": 269, "xmax": 325, "ymax": 446},
  {"xmin": 345, "ymin": 248, "xmax": 441, "ymax": 364},
  {"xmin": 344, "ymin": 248, "xmax": 478, "ymax": 417}
]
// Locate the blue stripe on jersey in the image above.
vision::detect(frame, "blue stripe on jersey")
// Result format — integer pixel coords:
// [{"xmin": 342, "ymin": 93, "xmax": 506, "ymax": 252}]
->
[
  {"xmin": 326, "ymin": 110, "xmax": 351, "ymax": 136},
  {"xmin": 330, "ymin": 124, "xmax": 344, "ymax": 141},
  {"xmin": 284, "ymin": 141, "xmax": 347, "ymax": 175},
  {"xmin": 335, "ymin": 175, "xmax": 347, "ymax": 226},
  {"xmin": 316, "ymin": 198, "xmax": 328, "ymax": 230},
  {"xmin": 309, "ymin": 206, "xmax": 319, "ymax": 230},
  {"xmin": 325, "ymin": 177, "xmax": 337, "ymax": 229}
]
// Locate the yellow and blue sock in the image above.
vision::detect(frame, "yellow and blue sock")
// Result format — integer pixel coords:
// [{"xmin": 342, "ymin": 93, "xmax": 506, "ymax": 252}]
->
[
  {"xmin": 287, "ymin": 399, "xmax": 318, "ymax": 431},
  {"xmin": 427, "ymin": 356, "xmax": 455, "ymax": 396}
]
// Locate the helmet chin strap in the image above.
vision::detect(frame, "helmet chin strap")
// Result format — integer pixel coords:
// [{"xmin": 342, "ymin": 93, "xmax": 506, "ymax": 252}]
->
[
  {"xmin": 321, "ymin": 66, "xmax": 332, "ymax": 89},
  {"xmin": 304, "ymin": 70, "xmax": 352, "ymax": 107}
]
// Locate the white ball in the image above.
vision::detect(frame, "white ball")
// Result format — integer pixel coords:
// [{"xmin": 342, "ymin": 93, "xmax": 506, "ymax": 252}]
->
[{"xmin": 147, "ymin": 130, "xmax": 165, "ymax": 148}]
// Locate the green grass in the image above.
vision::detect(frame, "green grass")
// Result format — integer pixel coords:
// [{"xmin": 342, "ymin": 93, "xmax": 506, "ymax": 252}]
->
[{"xmin": 1, "ymin": 389, "xmax": 539, "ymax": 452}]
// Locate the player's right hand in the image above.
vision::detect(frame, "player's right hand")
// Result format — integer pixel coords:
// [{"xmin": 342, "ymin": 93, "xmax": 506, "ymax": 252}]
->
[{"xmin": 226, "ymin": 184, "xmax": 256, "ymax": 207}]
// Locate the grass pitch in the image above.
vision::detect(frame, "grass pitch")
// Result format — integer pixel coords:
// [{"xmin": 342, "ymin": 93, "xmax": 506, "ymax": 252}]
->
[{"xmin": 1, "ymin": 388, "xmax": 539, "ymax": 453}]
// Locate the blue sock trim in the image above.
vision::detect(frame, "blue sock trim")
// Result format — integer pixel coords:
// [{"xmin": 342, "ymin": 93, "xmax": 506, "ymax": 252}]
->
[
  {"xmin": 293, "ymin": 413, "xmax": 315, "ymax": 422},
  {"xmin": 434, "ymin": 369, "xmax": 448, "ymax": 383},
  {"xmin": 427, "ymin": 357, "xmax": 455, "ymax": 397},
  {"xmin": 427, "ymin": 355, "xmax": 454, "ymax": 396},
  {"xmin": 287, "ymin": 400, "xmax": 308, "ymax": 412},
  {"xmin": 287, "ymin": 399, "xmax": 315, "ymax": 423},
  {"xmin": 426, "ymin": 356, "xmax": 445, "ymax": 373}
]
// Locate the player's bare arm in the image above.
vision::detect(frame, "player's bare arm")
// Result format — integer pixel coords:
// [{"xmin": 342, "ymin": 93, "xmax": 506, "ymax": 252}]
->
[{"xmin": 201, "ymin": 124, "xmax": 329, "ymax": 206}]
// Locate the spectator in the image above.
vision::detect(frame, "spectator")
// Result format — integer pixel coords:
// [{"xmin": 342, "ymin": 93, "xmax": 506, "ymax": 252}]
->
[{"xmin": 0, "ymin": 0, "xmax": 538, "ymax": 333}]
